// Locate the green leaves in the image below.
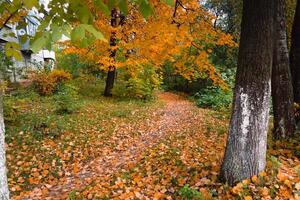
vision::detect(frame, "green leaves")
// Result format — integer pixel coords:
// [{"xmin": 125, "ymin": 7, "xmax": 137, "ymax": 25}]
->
[
  {"xmin": 51, "ymin": 25, "xmax": 63, "ymax": 42},
  {"xmin": 162, "ymin": 0, "xmax": 174, "ymax": 6},
  {"xmin": 93, "ymin": 0, "xmax": 110, "ymax": 16},
  {"xmin": 119, "ymin": 0, "xmax": 128, "ymax": 15},
  {"xmin": 108, "ymin": 0, "xmax": 117, "ymax": 11},
  {"xmin": 71, "ymin": 26, "xmax": 85, "ymax": 42},
  {"xmin": 71, "ymin": 24, "xmax": 107, "ymax": 44},
  {"xmin": 23, "ymin": 0, "xmax": 39, "ymax": 9},
  {"xmin": 139, "ymin": 0, "xmax": 153, "ymax": 18},
  {"xmin": 81, "ymin": 24, "xmax": 106, "ymax": 41},
  {"xmin": 77, "ymin": 5, "xmax": 92, "ymax": 24},
  {"xmin": 31, "ymin": 32, "xmax": 50, "ymax": 53},
  {"xmin": 4, "ymin": 42, "xmax": 22, "ymax": 61}
]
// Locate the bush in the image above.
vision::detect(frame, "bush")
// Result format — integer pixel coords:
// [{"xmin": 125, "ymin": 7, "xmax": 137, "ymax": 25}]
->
[
  {"xmin": 49, "ymin": 69, "xmax": 72, "ymax": 83},
  {"xmin": 3, "ymin": 98, "xmax": 20, "ymax": 125},
  {"xmin": 178, "ymin": 184, "xmax": 204, "ymax": 200},
  {"xmin": 194, "ymin": 86, "xmax": 232, "ymax": 110},
  {"xmin": 32, "ymin": 70, "xmax": 71, "ymax": 96},
  {"xmin": 54, "ymin": 84, "xmax": 79, "ymax": 114},
  {"xmin": 117, "ymin": 65, "xmax": 161, "ymax": 100}
]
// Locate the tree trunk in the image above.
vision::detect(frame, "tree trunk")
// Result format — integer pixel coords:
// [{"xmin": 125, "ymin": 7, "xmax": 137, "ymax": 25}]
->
[
  {"xmin": 291, "ymin": 0, "xmax": 300, "ymax": 107},
  {"xmin": 0, "ymin": 80, "xmax": 9, "ymax": 199},
  {"xmin": 104, "ymin": 68, "xmax": 116, "ymax": 97},
  {"xmin": 103, "ymin": 8, "xmax": 120, "ymax": 97},
  {"xmin": 272, "ymin": 0, "xmax": 296, "ymax": 138},
  {"xmin": 220, "ymin": 0, "xmax": 274, "ymax": 185}
]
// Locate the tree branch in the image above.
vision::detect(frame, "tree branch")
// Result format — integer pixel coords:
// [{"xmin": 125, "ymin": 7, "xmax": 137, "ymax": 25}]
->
[{"xmin": 0, "ymin": 8, "xmax": 20, "ymax": 31}]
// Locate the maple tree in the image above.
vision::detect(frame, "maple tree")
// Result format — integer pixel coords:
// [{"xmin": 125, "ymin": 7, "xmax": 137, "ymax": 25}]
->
[{"xmin": 62, "ymin": 0, "xmax": 236, "ymax": 96}]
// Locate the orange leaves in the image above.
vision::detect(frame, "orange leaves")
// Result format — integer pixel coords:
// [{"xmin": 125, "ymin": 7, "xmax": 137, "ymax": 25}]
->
[
  {"xmin": 32, "ymin": 69, "xmax": 72, "ymax": 96},
  {"xmin": 232, "ymin": 183, "xmax": 244, "ymax": 194},
  {"xmin": 260, "ymin": 187, "xmax": 270, "ymax": 197},
  {"xmin": 8, "ymin": 90, "xmax": 300, "ymax": 200},
  {"xmin": 251, "ymin": 175, "xmax": 259, "ymax": 184}
]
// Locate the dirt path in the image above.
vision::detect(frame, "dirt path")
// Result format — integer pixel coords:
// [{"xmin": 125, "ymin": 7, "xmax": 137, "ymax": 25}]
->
[{"xmin": 21, "ymin": 92, "xmax": 200, "ymax": 199}]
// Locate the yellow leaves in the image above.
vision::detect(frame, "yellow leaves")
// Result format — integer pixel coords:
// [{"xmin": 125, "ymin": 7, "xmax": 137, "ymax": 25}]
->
[
  {"xmin": 17, "ymin": 177, "xmax": 25, "ymax": 184},
  {"xmin": 242, "ymin": 179, "xmax": 250, "ymax": 185},
  {"xmin": 153, "ymin": 192, "xmax": 164, "ymax": 200},
  {"xmin": 259, "ymin": 171, "xmax": 267, "ymax": 177},
  {"xmin": 232, "ymin": 183, "xmax": 243, "ymax": 194},
  {"xmin": 28, "ymin": 177, "xmax": 38, "ymax": 184},
  {"xmin": 259, "ymin": 187, "xmax": 269, "ymax": 197},
  {"xmin": 295, "ymin": 182, "xmax": 300, "ymax": 190},
  {"xmin": 251, "ymin": 175, "xmax": 259, "ymax": 184},
  {"xmin": 277, "ymin": 171, "xmax": 288, "ymax": 182},
  {"xmin": 133, "ymin": 176, "xmax": 143, "ymax": 187},
  {"xmin": 244, "ymin": 196, "xmax": 253, "ymax": 200},
  {"xmin": 73, "ymin": 163, "xmax": 79, "ymax": 174}
]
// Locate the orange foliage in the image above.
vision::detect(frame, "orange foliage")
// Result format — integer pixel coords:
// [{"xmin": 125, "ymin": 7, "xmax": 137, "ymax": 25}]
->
[
  {"xmin": 32, "ymin": 70, "xmax": 71, "ymax": 96},
  {"xmin": 62, "ymin": 0, "xmax": 236, "ymax": 88}
]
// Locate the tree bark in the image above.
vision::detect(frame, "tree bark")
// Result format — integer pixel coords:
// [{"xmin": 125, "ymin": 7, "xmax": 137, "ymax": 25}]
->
[
  {"xmin": 0, "ymin": 79, "xmax": 9, "ymax": 199},
  {"xmin": 103, "ymin": 8, "xmax": 121, "ymax": 97},
  {"xmin": 220, "ymin": 0, "xmax": 274, "ymax": 185},
  {"xmin": 272, "ymin": 0, "xmax": 296, "ymax": 138},
  {"xmin": 291, "ymin": 0, "xmax": 300, "ymax": 107}
]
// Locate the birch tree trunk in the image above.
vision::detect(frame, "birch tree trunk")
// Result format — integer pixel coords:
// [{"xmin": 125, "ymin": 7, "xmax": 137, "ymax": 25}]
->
[
  {"xmin": 0, "ymin": 79, "xmax": 9, "ymax": 199},
  {"xmin": 271, "ymin": 0, "xmax": 296, "ymax": 138},
  {"xmin": 220, "ymin": 0, "xmax": 274, "ymax": 185}
]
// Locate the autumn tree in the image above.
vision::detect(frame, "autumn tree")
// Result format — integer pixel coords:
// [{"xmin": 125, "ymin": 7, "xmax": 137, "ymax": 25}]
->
[
  {"xmin": 291, "ymin": 0, "xmax": 300, "ymax": 113},
  {"xmin": 104, "ymin": 8, "xmax": 123, "ymax": 97},
  {"xmin": 272, "ymin": 0, "xmax": 295, "ymax": 138},
  {"xmin": 220, "ymin": 0, "xmax": 274, "ymax": 185},
  {"xmin": 63, "ymin": 0, "xmax": 235, "ymax": 96}
]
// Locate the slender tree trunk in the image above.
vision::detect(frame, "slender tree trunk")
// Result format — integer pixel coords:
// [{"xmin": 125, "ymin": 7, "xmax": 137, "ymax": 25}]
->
[
  {"xmin": 220, "ymin": 0, "xmax": 274, "ymax": 185},
  {"xmin": 0, "ymin": 79, "xmax": 9, "ymax": 199},
  {"xmin": 291, "ymin": 0, "xmax": 300, "ymax": 108},
  {"xmin": 272, "ymin": 0, "xmax": 296, "ymax": 138},
  {"xmin": 103, "ymin": 8, "xmax": 120, "ymax": 97},
  {"xmin": 104, "ymin": 68, "xmax": 116, "ymax": 97}
]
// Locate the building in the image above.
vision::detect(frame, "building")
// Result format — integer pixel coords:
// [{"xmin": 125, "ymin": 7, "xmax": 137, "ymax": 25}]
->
[{"xmin": 0, "ymin": 3, "xmax": 55, "ymax": 82}]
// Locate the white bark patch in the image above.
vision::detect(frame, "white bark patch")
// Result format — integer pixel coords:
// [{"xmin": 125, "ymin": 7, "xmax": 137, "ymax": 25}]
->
[
  {"xmin": 0, "ymin": 95, "xmax": 9, "ymax": 200},
  {"xmin": 240, "ymin": 88, "xmax": 250, "ymax": 149},
  {"xmin": 258, "ymin": 80, "xmax": 271, "ymax": 171}
]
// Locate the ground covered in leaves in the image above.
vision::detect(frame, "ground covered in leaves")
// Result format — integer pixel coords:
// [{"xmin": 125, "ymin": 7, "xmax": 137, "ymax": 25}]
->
[{"xmin": 6, "ymin": 92, "xmax": 300, "ymax": 199}]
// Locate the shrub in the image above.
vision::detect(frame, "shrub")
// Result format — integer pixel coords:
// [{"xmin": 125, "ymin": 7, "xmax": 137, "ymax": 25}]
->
[
  {"xmin": 32, "ymin": 72, "xmax": 56, "ymax": 95},
  {"xmin": 117, "ymin": 64, "xmax": 161, "ymax": 100},
  {"xmin": 32, "ymin": 70, "xmax": 72, "ymax": 96},
  {"xmin": 194, "ymin": 86, "xmax": 232, "ymax": 110},
  {"xmin": 54, "ymin": 84, "xmax": 79, "ymax": 114},
  {"xmin": 178, "ymin": 184, "xmax": 203, "ymax": 200},
  {"xmin": 3, "ymin": 98, "xmax": 20, "ymax": 125},
  {"xmin": 49, "ymin": 69, "xmax": 72, "ymax": 83}
]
